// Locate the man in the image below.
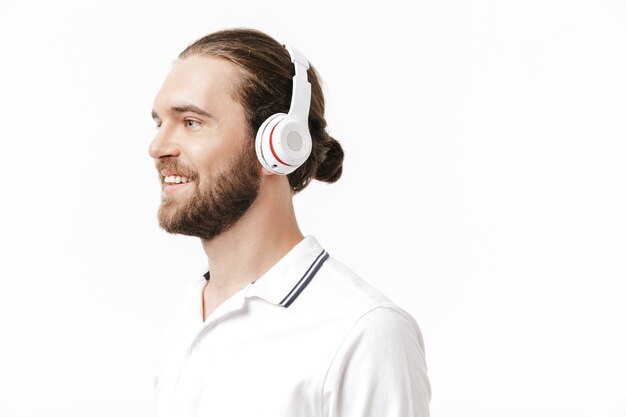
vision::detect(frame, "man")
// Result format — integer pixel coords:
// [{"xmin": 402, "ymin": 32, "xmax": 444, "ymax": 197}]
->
[{"xmin": 149, "ymin": 28, "xmax": 430, "ymax": 417}]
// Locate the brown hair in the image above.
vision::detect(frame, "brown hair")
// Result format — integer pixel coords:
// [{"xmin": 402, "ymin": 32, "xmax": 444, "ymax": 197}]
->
[{"xmin": 178, "ymin": 28, "xmax": 344, "ymax": 193}]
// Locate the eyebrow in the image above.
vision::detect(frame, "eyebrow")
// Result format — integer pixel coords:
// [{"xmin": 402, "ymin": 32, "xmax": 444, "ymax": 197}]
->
[{"xmin": 151, "ymin": 104, "xmax": 213, "ymax": 121}]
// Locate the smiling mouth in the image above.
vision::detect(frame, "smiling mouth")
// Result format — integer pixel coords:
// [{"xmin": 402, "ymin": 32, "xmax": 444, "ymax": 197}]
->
[
  {"xmin": 162, "ymin": 175, "xmax": 194, "ymax": 196},
  {"xmin": 163, "ymin": 175, "xmax": 192, "ymax": 184}
]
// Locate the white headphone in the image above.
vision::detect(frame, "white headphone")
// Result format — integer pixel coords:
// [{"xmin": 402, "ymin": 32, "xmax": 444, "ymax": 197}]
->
[{"xmin": 254, "ymin": 44, "xmax": 312, "ymax": 175}]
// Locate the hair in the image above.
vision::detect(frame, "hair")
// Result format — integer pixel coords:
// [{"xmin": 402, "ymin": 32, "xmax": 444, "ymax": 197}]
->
[{"xmin": 178, "ymin": 28, "xmax": 344, "ymax": 194}]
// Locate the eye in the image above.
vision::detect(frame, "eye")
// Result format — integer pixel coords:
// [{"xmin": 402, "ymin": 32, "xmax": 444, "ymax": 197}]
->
[
  {"xmin": 184, "ymin": 119, "xmax": 200, "ymax": 128},
  {"xmin": 154, "ymin": 122, "xmax": 162, "ymax": 130}
]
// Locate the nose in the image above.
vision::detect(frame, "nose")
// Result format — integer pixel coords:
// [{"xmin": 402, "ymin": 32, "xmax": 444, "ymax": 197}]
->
[{"xmin": 148, "ymin": 125, "xmax": 180, "ymax": 160}]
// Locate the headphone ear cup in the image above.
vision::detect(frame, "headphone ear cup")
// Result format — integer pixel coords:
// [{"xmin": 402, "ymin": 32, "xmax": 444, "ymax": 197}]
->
[
  {"xmin": 255, "ymin": 113, "xmax": 286, "ymax": 173},
  {"xmin": 256, "ymin": 113, "xmax": 312, "ymax": 175}
]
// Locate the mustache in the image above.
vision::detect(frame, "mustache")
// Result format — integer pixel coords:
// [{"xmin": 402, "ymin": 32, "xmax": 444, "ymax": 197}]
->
[{"xmin": 155, "ymin": 159, "xmax": 197, "ymax": 180}]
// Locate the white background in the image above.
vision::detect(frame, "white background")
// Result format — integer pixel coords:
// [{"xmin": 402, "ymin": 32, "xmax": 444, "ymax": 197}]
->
[{"xmin": 0, "ymin": 0, "xmax": 625, "ymax": 416}]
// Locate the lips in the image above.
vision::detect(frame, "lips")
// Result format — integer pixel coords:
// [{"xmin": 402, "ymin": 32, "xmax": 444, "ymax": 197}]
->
[{"xmin": 163, "ymin": 180, "xmax": 193, "ymax": 196}]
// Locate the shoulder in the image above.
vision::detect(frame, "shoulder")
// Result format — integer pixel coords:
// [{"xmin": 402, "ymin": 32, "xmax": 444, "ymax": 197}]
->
[
  {"xmin": 295, "ymin": 252, "xmax": 425, "ymax": 348},
  {"xmin": 332, "ymin": 305, "xmax": 427, "ymax": 363},
  {"xmin": 354, "ymin": 305, "xmax": 423, "ymax": 340},
  {"xmin": 304, "ymin": 253, "xmax": 428, "ymax": 371}
]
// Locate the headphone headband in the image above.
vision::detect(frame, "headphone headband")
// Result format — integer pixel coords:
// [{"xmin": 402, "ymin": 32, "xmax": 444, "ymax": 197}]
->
[
  {"xmin": 284, "ymin": 44, "xmax": 310, "ymax": 70},
  {"xmin": 283, "ymin": 44, "xmax": 311, "ymax": 125}
]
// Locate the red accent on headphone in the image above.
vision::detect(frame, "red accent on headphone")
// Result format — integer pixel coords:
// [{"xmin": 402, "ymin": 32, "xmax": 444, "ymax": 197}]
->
[{"xmin": 269, "ymin": 120, "xmax": 295, "ymax": 167}]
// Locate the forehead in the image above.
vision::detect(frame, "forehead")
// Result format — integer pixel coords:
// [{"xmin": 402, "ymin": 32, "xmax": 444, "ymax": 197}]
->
[{"xmin": 153, "ymin": 54, "xmax": 243, "ymax": 115}]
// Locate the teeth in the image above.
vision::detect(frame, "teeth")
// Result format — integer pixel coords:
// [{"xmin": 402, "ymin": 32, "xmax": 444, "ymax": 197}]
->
[{"xmin": 164, "ymin": 175, "xmax": 191, "ymax": 184}]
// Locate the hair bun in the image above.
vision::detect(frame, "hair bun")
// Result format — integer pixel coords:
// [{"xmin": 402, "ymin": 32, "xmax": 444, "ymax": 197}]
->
[{"xmin": 314, "ymin": 135, "xmax": 344, "ymax": 183}]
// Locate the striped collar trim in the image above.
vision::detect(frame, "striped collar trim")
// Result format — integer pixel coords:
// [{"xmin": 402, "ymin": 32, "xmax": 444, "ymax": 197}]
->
[{"xmin": 279, "ymin": 249, "xmax": 329, "ymax": 308}]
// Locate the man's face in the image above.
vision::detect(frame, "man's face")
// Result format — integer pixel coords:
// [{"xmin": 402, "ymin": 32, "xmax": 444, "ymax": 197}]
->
[{"xmin": 149, "ymin": 54, "xmax": 261, "ymax": 241}]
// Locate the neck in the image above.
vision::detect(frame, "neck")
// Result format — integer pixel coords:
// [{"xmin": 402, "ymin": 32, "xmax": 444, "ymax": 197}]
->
[{"xmin": 200, "ymin": 177, "xmax": 303, "ymax": 294}]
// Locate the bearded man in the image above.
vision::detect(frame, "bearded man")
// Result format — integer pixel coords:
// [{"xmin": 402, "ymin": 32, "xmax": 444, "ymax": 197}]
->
[{"xmin": 149, "ymin": 28, "xmax": 430, "ymax": 417}]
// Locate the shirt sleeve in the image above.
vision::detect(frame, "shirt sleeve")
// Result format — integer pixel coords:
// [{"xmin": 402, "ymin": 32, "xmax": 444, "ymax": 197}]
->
[{"xmin": 321, "ymin": 306, "xmax": 431, "ymax": 417}]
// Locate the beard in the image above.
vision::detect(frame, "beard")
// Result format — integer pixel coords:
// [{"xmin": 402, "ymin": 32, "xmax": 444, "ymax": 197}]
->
[{"xmin": 156, "ymin": 141, "xmax": 261, "ymax": 241}]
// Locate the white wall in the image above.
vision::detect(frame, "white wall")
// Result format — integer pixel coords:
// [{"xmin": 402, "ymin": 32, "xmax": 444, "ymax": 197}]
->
[{"xmin": 0, "ymin": 0, "xmax": 624, "ymax": 416}]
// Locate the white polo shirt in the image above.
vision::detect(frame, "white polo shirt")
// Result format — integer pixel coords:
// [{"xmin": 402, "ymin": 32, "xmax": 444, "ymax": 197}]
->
[{"xmin": 153, "ymin": 236, "xmax": 430, "ymax": 417}]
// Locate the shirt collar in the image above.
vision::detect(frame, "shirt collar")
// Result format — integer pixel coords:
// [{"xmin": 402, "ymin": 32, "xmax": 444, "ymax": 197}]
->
[
  {"xmin": 201, "ymin": 235, "xmax": 329, "ymax": 309},
  {"xmin": 252, "ymin": 236, "xmax": 329, "ymax": 308}
]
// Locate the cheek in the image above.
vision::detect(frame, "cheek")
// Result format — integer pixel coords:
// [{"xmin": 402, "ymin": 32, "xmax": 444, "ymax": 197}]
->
[
  {"xmin": 185, "ymin": 146, "xmax": 214, "ymax": 179},
  {"xmin": 187, "ymin": 130, "xmax": 230, "ymax": 158}
]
